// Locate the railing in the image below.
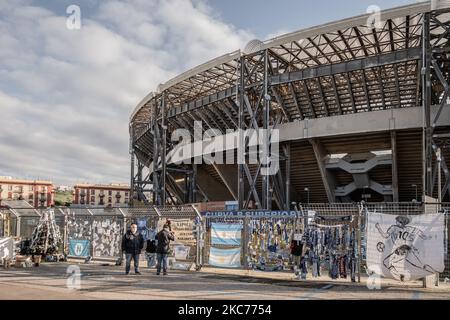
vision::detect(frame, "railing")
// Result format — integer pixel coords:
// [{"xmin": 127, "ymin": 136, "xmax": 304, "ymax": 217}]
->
[{"xmin": 1, "ymin": 203, "xmax": 448, "ymax": 280}]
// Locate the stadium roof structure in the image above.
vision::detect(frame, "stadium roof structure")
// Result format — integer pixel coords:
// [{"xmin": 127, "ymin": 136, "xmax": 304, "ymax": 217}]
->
[{"xmin": 130, "ymin": 1, "xmax": 450, "ymax": 209}]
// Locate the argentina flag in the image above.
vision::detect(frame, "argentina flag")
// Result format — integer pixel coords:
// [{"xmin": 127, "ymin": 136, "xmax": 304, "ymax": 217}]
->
[
  {"xmin": 211, "ymin": 223, "xmax": 242, "ymax": 245},
  {"xmin": 209, "ymin": 247, "xmax": 242, "ymax": 268}
]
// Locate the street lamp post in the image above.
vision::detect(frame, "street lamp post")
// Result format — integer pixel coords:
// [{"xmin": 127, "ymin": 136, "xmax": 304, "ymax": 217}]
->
[
  {"xmin": 412, "ymin": 184, "xmax": 418, "ymax": 202},
  {"xmin": 291, "ymin": 201, "xmax": 297, "ymax": 210},
  {"xmin": 362, "ymin": 185, "xmax": 370, "ymax": 201},
  {"xmin": 304, "ymin": 188, "xmax": 309, "ymax": 205},
  {"xmin": 437, "ymin": 148, "xmax": 442, "ymax": 211}
]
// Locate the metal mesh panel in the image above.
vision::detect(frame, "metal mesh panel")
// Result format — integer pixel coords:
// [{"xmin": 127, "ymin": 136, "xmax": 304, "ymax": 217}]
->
[
  {"xmin": 155, "ymin": 205, "xmax": 199, "ymax": 219},
  {"xmin": 442, "ymin": 203, "xmax": 450, "ymax": 280},
  {"xmin": 363, "ymin": 202, "xmax": 424, "ymax": 215}
]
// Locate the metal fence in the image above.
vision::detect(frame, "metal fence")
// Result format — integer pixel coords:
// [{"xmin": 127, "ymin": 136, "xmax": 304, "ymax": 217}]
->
[
  {"xmin": 201, "ymin": 207, "xmax": 361, "ymax": 282},
  {"xmin": 1, "ymin": 203, "xmax": 448, "ymax": 280}
]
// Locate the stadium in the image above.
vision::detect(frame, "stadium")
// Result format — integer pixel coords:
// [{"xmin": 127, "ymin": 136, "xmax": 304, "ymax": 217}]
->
[{"xmin": 129, "ymin": 1, "xmax": 450, "ymax": 210}]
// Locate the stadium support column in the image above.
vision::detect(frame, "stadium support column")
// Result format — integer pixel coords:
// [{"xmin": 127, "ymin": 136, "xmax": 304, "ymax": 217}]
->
[
  {"xmin": 192, "ymin": 164, "xmax": 197, "ymax": 204},
  {"xmin": 391, "ymin": 131, "xmax": 399, "ymax": 202},
  {"xmin": 284, "ymin": 143, "xmax": 291, "ymax": 210},
  {"xmin": 152, "ymin": 97, "xmax": 160, "ymax": 205},
  {"xmin": 422, "ymin": 12, "xmax": 433, "ymax": 200},
  {"xmin": 422, "ymin": 8, "xmax": 450, "ymax": 201},
  {"xmin": 161, "ymin": 92, "xmax": 167, "ymax": 206},
  {"xmin": 262, "ymin": 49, "xmax": 271, "ymax": 210},
  {"xmin": 238, "ymin": 55, "xmax": 245, "ymax": 210},
  {"xmin": 151, "ymin": 94, "xmax": 167, "ymax": 206},
  {"xmin": 129, "ymin": 124, "xmax": 135, "ymax": 205},
  {"xmin": 238, "ymin": 48, "xmax": 278, "ymax": 210}
]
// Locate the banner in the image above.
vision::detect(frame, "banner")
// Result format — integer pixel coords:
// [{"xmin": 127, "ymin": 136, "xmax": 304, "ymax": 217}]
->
[
  {"xmin": 69, "ymin": 239, "xmax": 90, "ymax": 257},
  {"xmin": 211, "ymin": 223, "xmax": 242, "ymax": 246},
  {"xmin": 0, "ymin": 237, "xmax": 14, "ymax": 260},
  {"xmin": 209, "ymin": 247, "xmax": 241, "ymax": 268},
  {"xmin": 137, "ymin": 218, "xmax": 149, "ymax": 241},
  {"xmin": 174, "ymin": 245, "xmax": 190, "ymax": 260},
  {"xmin": 158, "ymin": 219, "xmax": 196, "ymax": 247},
  {"xmin": 92, "ymin": 219, "xmax": 122, "ymax": 257},
  {"xmin": 204, "ymin": 211, "xmax": 298, "ymax": 218},
  {"xmin": 366, "ymin": 212, "xmax": 445, "ymax": 281}
]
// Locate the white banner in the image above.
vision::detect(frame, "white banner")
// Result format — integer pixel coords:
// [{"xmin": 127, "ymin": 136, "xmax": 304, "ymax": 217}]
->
[
  {"xmin": 367, "ymin": 212, "xmax": 445, "ymax": 281},
  {"xmin": 0, "ymin": 237, "xmax": 14, "ymax": 260},
  {"xmin": 209, "ymin": 247, "xmax": 241, "ymax": 268}
]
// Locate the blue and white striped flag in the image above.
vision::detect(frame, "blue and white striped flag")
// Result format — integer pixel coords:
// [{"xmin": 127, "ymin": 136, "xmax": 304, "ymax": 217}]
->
[
  {"xmin": 209, "ymin": 247, "xmax": 241, "ymax": 268},
  {"xmin": 211, "ymin": 223, "xmax": 242, "ymax": 245}
]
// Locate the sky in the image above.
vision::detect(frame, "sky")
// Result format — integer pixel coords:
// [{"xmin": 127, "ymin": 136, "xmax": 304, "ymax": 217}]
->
[{"xmin": 0, "ymin": 0, "xmax": 421, "ymax": 186}]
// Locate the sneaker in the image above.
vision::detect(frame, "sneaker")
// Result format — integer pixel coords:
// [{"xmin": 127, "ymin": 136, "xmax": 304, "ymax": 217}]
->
[
  {"xmin": 156, "ymin": 272, "xmax": 160, "ymax": 275},
  {"xmin": 135, "ymin": 271, "xmax": 141, "ymax": 275},
  {"xmin": 163, "ymin": 272, "xmax": 168, "ymax": 275},
  {"xmin": 125, "ymin": 272, "xmax": 130, "ymax": 275}
]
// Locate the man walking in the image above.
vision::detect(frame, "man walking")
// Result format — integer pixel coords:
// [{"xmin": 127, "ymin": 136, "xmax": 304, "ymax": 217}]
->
[
  {"xmin": 122, "ymin": 223, "xmax": 144, "ymax": 275},
  {"xmin": 156, "ymin": 224, "xmax": 175, "ymax": 275}
]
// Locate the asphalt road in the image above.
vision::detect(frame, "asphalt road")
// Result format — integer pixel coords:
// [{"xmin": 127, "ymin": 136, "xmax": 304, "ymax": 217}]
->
[{"xmin": 0, "ymin": 263, "xmax": 449, "ymax": 300}]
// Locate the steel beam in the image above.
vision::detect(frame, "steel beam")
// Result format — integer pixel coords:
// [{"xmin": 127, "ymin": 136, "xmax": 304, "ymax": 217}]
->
[
  {"xmin": 271, "ymin": 47, "xmax": 421, "ymax": 86},
  {"xmin": 391, "ymin": 131, "xmax": 399, "ymax": 202},
  {"xmin": 309, "ymin": 138, "xmax": 336, "ymax": 202}
]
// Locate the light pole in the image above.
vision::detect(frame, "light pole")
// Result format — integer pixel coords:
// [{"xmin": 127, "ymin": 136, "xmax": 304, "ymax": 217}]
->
[
  {"xmin": 412, "ymin": 184, "xmax": 418, "ymax": 202},
  {"xmin": 362, "ymin": 185, "xmax": 370, "ymax": 201},
  {"xmin": 304, "ymin": 187, "xmax": 310, "ymax": 204},
  {"xmin": 291, "ymin": 201, "xmax": 297, "ymax": 210},
  {"xmin": 437, "ymin": 148, "xmax": 442, "ymax": 211}
]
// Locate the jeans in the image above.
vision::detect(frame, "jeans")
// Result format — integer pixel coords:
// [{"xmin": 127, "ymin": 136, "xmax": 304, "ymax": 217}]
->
[
  {"xmin": 145, "ymin": 252, "xmax": 156, "ymax": 268},
  {"xmin": 300, "ymin": 257, "xmax": 308, "ymax": 279},
  {"xmin": 312, "ymin": 256, "xmax": 320, "ymax": 278},
  {"xmin": 125, "ymin": 253, "xmax": 140, "ymax": 274},
  {"xmin": 156, "ymin": 253, "xmax": 168, "ymax": 273},
  {"xmin": 350, "ymin": 256, "xmax": 357, "ymax": 282}
]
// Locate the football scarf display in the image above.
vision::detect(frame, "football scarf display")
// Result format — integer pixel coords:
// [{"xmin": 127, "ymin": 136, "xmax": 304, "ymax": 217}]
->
[{"xmin": 248, "ymin": 218, "xmax": 295, "ymax": 271}]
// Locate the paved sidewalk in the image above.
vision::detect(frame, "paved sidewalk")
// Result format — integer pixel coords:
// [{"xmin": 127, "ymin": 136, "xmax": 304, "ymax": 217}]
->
[{"xmin": 0, "ymin": 262, "xmax": 449, "ymax": 300}]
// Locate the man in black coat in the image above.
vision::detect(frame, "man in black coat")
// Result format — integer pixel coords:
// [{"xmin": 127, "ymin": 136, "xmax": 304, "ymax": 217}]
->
[
  {"xmin": 122, "ymin": 223, "xmax": 144, "ymax": 275},
  {"xmin": 156, "ymin": 224, "xmax": 175, "ymax": 275}
]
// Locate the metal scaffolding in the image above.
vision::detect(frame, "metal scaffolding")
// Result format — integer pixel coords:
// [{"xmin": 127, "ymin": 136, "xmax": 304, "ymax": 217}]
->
[
  {"xmin": 423, "ymin": 8, "xmax": 450, "ymax": 201},
  {"xmin": 130, "ymin": 2, "xmax": 450, "ymax": 208}
]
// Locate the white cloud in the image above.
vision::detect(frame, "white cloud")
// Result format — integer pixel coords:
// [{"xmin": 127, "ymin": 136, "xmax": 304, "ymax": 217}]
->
[{"xmin": 0, "ymin": 0, "xmax": 254, "ymax": 185}]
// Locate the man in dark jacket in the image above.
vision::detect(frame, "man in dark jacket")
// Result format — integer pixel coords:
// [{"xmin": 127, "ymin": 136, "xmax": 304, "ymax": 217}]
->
[
  {"xmin": 122, "ymin": 223, "xmax": 144, "ymax": 275},
  {"xmin": 156, "ymin": 224, "xmax": 175, "ymax": 275}
]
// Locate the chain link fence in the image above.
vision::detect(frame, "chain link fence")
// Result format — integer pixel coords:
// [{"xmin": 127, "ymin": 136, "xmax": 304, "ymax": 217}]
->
[{"xmin": 1, "ymin": 203, "xmax": 448, "ymax": 280}]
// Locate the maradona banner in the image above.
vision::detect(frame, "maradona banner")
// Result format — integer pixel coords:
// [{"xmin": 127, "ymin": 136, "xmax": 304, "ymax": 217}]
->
[{"xmin": 366, "ymin": 212, "xmax": 445, "ymax": 281}]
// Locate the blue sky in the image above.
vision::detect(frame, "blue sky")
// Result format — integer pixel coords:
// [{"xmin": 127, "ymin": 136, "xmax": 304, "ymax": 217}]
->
[
  {"xmin": 0, "ymin": 0, "xmax": 424, "ymax": 186},
  {"xmin": 209, "ymin": 0, "xmax": 415, "ymax": 39}
]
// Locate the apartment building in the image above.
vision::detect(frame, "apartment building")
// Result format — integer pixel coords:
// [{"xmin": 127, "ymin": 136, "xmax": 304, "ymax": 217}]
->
[
  {"xmin": 73, "ymin": 183, "xmax": 130, "ymax": 207},
  {"xmin": 0, "ymin": 177, "xmax": 54, "ymax": 208}
]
